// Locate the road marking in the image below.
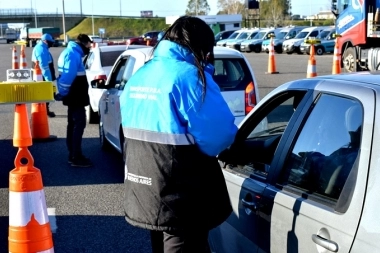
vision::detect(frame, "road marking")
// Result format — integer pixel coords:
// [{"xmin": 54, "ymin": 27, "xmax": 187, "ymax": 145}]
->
[{"xmin": 47, "ymin": 208, "xmax": 57, "ymax": 233}]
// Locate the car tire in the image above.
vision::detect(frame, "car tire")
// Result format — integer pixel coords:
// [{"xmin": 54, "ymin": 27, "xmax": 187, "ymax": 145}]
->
[
  {"xmin": 120, "ymin": 127, "xmax": 126, "ymax": 163},
  {"xmin": 99, "ymin": 117, "xmax": 111, "ymax": 150},
  {"xmin": 286, "ymin": 52, "xmax": 292, "ymax": 55},
  {"xmin": 86, "ymin": 105, "xmax": 100, "ymax": 124},
  {"xmin": 315, "ymin": 47, "xmax": 324, "ymax": 55},
  {"xmin": 254, "ymin": 46, "xmax": 261, "ymax": 53}
]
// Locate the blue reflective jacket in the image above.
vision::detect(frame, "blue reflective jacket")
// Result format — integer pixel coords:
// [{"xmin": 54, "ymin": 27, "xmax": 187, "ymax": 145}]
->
[
  {"xmin": 31, "ymin": 41, "xmax": 54, "ymax": 81},
  {"xmin": 56, "ymin": 41, "xmax": 86, "ymax": 96},
  {"xmin": 120, "ymin": 40, "xmax": 237, "ymax": 156}
]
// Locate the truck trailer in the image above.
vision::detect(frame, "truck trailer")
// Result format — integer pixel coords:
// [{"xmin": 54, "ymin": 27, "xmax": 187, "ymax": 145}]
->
[
  {"xmin": 334, "ymin": 0, "xmax": 380, "ymax": 72},
  {"xmin": 19, "ymin": 27, "xmax": 60, "ymax": 47}
]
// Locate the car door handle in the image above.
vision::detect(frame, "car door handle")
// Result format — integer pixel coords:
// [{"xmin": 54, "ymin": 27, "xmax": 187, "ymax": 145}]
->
[
  {"xmin": 241, "ymin": 199, "xmax": 257, "ymax": 211},
  {"xmin": 311, "ymin": 234, "xmax": 338, "ymax": 252}
]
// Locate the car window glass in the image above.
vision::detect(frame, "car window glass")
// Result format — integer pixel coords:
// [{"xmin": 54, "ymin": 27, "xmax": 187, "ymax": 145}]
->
[
  {"xmin": 221, "ymin": 91, "xmax": 307, "ymax": 180},
  {"xmin": 279, "ymin": 94, "xmax": 362, "ymax": 210},
  {"xmin": 118, "ymin": 56, "xmax": 136, "ymax": 89},
  {"xmin": 108, "ymin": 57, "xmax": 128, "ymax": 88},
  {"xmin": 85, "ymin": 52, "xmax": 95, "ymax": 69},
  {"xmin": 100, "ymin": 50, "xmax": 125, "ymax": 67},
  {"xmin": 309, "ymin": 31, "xmax": 319, "ymax": 37},
  {"xmin": 213, "ymin": 58, "xmax": 247, "ymax": 89}
]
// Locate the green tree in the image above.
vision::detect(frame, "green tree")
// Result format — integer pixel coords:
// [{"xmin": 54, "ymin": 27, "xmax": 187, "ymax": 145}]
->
[
  {"xmin": 186, "ymin": 0, "xmax": 211, "ymax": 15},
  {"xmin": 217, "ymin": 0, "xmax": 246, "ymax": 15},
  {"xmin": 260, "ymin": 0, "xmax": 291, "ymax": 27}
]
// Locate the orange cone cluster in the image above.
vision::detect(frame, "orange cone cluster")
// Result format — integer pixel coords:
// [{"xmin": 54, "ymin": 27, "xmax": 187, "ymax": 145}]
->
[
  {"xmin": 307, "ymin": 44, "xmax": 317, "ymax": 78},
  {"xmin": 265, "ymin": 36, "xmax": 279, "ymax": 74}
]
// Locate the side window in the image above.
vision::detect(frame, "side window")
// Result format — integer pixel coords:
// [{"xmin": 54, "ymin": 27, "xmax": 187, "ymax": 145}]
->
[
  {"xmin": 280, "ymin": 94, "xmax": 363, "ymax": 211},
  {"xmin": 118, "ymin": 56, "xmax": 136, "ymax": 89},
  {"xmin": 85, "ymin": 52, "xmax": 95, "ymax": 69},
  {"xmin": 220, "ymin": 91, "xmax": 307, "ymax": 180},
  {"xmin": 108, "ymin": 57, "xmax": 128, "ymax": 89},
  {"xmin": 309, "ymin": 31, "xmax": 319, "ymax": 37}
]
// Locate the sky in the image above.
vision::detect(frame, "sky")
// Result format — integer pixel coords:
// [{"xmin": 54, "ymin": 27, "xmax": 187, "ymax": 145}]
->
[{"xmin": 0, "ymin": 0, "xmax": 328, "ymax": 17}]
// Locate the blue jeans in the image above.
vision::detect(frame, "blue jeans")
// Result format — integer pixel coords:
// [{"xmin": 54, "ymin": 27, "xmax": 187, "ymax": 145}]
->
[{"xmin": 66, "ymin": 106, "xmax": 86, "ymax": 158}]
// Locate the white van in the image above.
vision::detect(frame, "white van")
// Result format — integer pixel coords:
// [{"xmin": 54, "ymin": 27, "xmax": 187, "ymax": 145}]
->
[{"xmin": 282, "ymin": 26, "xmax": 327, "ymax": 54}]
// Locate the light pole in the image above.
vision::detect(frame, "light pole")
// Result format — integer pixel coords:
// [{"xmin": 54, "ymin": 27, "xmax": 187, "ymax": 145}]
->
[
  {"xmin": 92, "ymin": 0, "xmax": 95, "ymax": 35},
  {"xmin": 62, "ymin": 0, "xmax": 66, "ymax": 44},
  {"xmin": 34, "ymin": 0, "xmax": 38, "ymax": 28},
  {"xmin": 309, "ymin": 0, "xmax": 313, "ymax": 26}
]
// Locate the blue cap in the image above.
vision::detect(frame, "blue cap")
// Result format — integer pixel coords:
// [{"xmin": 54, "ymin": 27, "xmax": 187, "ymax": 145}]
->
[{"xmin": 41, "ymin": 33, "xmax": 54, "ymax": 42}]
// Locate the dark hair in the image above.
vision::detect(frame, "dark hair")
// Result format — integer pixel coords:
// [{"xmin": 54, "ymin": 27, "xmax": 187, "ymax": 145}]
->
[
  {"xmin": 155, "ymin": 16, "xmax": 215, "ymax": 99},
  {"xmin": 76, "ymin": 34, "xmax": 93, "ymax": 44}
]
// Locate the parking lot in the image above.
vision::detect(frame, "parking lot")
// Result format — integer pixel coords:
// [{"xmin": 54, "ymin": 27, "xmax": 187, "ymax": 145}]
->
[{"xmin": 0, "ymin": 43, "xmax": 335, "ymax": 252}]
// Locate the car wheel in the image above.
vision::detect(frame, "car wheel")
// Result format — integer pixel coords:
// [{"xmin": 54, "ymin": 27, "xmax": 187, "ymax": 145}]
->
[
  {"xmin": 342, "ymin": 47, "xmax": 357, "ymax": 72},
  {"xmin": 120, "ymin": 127, "xmax": 126, "ymax": 163},
  {"xmin": 99, "ymin": 117, "xmax": 111, "ymax": 150},
  {"xmin": 315, "ymin": 47, "xmax": 324, "ymax": 55},
  {"xmin": 86, "ymin": 105, "xmax": 100, "ymax": 124},
  {"xmin": 286, "ymin": 52, "xmax": 292, "ymax": 55},
  {"xmin": 254, "ymin": 46, "xmax": 261, "ymax": 53}
]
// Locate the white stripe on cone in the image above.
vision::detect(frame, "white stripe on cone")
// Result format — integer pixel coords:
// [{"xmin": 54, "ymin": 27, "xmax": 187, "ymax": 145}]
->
[
  {"xmin": 307, "ymin": 65, "xmax": 316, "ymax": 73},
  {"xmin": 9, "ymin": 190, "xmax": 50, "ymax": 227}
]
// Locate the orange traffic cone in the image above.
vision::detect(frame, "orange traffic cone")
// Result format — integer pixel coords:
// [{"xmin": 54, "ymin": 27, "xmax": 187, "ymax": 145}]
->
[
  {"xmin": 9, "ymin": 104, "xmax": 54, "ymax": 253},
  {"xmin": 20, "ymin": 45, "xmax": 28, "ymax": 69},
  {"xmin": 31, "ymin": 62, "xmax": 57, "ymax": 142},
  {"xmin": 332, "ymin": 35, "xmax": 342, "ymax": 74},
  {"xmin": 12, "ymin": 46, "xmax": 19, "ymax": 69},
  {"xmin": 32, "ymin": 61, "xmax": 43, "ymax": 81},
  {"xmin": 265, "ymin": 36, "xmax": 279, "ymax": 74},
  {"xmin": 307, "ymin": 44, "xmax": 317, "ymax": 78}
]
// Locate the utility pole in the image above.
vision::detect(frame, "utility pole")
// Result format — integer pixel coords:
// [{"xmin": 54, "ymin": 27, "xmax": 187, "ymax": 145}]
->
[
  {"xmin": 62, "ymin": 0, "xmax": 67, "ymax": 44},
  {"xmin": 92, "ymin": 0, "xmax": 95, "ymax": 35},
  {"xmin": 120, "ymin": 0, "xmax": 122, "ymax": 16},
  {"xmin": 34, "ymin": 0, "xmax": 38, "ymax": 28}
]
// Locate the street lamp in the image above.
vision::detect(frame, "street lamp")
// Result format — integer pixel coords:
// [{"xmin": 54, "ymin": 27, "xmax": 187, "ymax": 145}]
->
[
  {"xmin": 309, "ymin": 0, "xmax": 313, "ymax": 26},
  {"xmin": 62, "ymin": 0, "xmax": 67, "ymax": 44},
  {"xmin": 92, "ymin": 0, "xmax": 94, "ymax": 35},
  {"xmin": 34, "ymin": 0, "xmax": 38, "ymax": 28}
]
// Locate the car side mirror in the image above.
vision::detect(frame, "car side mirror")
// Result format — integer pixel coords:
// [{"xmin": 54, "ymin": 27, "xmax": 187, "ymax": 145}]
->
[{"xmin": 91, "ymin": 79, "xmax": 106, "ymax": 89}]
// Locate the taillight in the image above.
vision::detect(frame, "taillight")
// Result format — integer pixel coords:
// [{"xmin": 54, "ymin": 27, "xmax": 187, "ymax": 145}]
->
[
  {"xmin": 245, "ymin": 81, "xmax": 256, "ymax": 114},
  {"xmin": 94, "ymin": 74, "xmax": 107, "ymax": 81}
]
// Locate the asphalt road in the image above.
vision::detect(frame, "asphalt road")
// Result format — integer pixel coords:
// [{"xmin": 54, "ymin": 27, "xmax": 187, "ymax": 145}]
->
[{"xmin": 0, "ymin": 44, "xmax": 334, "ymax": 252}]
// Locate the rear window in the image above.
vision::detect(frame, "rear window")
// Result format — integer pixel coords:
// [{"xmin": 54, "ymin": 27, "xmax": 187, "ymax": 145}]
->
[
  {"xmin": 213, "ymin": 58, "xmax": 252, "ymax": 90},
  {"xmin": 100, "ymin": 50, "xmax": 125, "ymax": 67}
]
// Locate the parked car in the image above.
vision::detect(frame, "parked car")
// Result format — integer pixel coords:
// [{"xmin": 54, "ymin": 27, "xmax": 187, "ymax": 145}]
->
[
  {"xmin": 300, "ymin": 27, "xmax": 336, "ymax": 55},
  {"xmin": 261, "ymin": 26, "xmax": 309, "ymax": 53},
  {"xmin": 215, "ymin": 29, "xmax": 238, "ymax": 45},
  {"xmin": 216, "ymin": 29, "xmax": 248, "ymax": 47},
  {"xmin": 92, "ymin": 46, "xmax": 260, "ymax": 157},
  {"xmin": 282, "ymin": 26, "xmax": 327, "ymax": 54},
  {"xmin": 88, "ymin": 35, "xmax": 103, "ymax": 43},
  {"xmin": 240, "ymin": 28, "xmax": 282, "ymax": 53},
  {"xmin": 209, "ymin": 72, "xmax": 379, "ymax": 252},
  {"xmin": 225, "ymin": 28, "xmax": 260, "ymax": 51},
  {"xmin": 84, "ymin": 45, "xmax": 148, "ymax": 123},
  {"xmin": 126, "ymin": 31, "xmax": 161, "ymax": 46}
]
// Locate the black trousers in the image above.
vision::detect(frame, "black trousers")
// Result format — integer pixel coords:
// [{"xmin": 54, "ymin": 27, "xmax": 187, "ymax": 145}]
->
[
  {"xmin": 150, "ymin": 229, "xmax": 211, "ymax": 253},
  {"xmin": 66, "ymin": 106, "xmax": 86, "ymax": 158}
]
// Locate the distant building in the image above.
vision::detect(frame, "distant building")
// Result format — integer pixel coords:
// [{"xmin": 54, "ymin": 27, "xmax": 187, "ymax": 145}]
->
[{"xmin": 306, "ymin": 10, "xmax": 335, "ymax": 20}]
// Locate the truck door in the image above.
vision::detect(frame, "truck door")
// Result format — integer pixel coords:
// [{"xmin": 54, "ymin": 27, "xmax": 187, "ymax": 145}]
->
[{"xmin": 270, "ymin": 81, "xmax": 373, "ymax": 253}]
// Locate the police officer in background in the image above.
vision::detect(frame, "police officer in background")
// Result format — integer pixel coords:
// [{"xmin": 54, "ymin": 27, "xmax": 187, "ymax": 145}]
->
[
  {"xmin": 31, "ymin": 33, "xmax": 57, "ymax": 117},
  {"xmin": 55, "ymin": 34, "xmax": 93, "ymax": 168}
]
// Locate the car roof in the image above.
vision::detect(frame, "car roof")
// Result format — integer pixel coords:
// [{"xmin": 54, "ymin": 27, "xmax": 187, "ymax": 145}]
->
[
  {"xmin": 97, "ymin": 45, "xmax": 129, "ymax": 52},
  {"xmin": 316, "ymin": 72, "xmax": 380, "ymax": 85},
  {"xmin": 120, "ymin": 46, "xmax": 154, "ymax": 61}
]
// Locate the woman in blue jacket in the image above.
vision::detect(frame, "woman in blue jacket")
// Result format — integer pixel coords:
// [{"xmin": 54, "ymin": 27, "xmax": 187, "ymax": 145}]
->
[{"xmin": 120, "ymin": 16, "xmax": 237, "ymax": 253}]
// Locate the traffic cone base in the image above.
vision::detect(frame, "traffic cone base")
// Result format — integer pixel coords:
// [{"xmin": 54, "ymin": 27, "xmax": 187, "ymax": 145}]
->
[{"xmin": 31, "ymin": 103, "xmax": 57, "ymax": 142}]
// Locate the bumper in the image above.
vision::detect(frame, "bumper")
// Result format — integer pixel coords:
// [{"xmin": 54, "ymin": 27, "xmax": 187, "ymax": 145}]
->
[
  {"xmin": 282, "ymin": 44, "xmax": 295, "ymax": 53},
  {"xmin": 240, "ymin": 44, "xmax": 250, "ymax": 52}
]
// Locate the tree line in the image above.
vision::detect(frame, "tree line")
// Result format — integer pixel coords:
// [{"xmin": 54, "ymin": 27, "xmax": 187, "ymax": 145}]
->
[{"xmin": 185, "ymin": 0, "xmax": 329, "ymax": 28}]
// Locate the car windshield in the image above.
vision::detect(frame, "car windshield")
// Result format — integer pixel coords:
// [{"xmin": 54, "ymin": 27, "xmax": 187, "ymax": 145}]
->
[
  {"xmin": 317, "ymin": 30, "xmax": 332, "ymax": 39},
  {"xmin": 295, "ymin": 31, "xmax": 309, "ymax": 39},
  {"xmin": 100, "ymin": 50, "xmax": 126, "ymax": 67},
  {"xmin": 228, "ymin": 32, "xmax": 240, "ymax": 39},
  {"xmin": 247, "ymin": 32, "xmax": 258, "ymax": 39},
  {"xmin": 276, "ymin": 31, "xmax": 288, "ymax": 40},
  {"xmin": 236, "ymin": 32, "xmax": 251, "ymax": 40},
  {"xmin": 254, "ymin": 31, "xmax": 267, "ymax": 40}
]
